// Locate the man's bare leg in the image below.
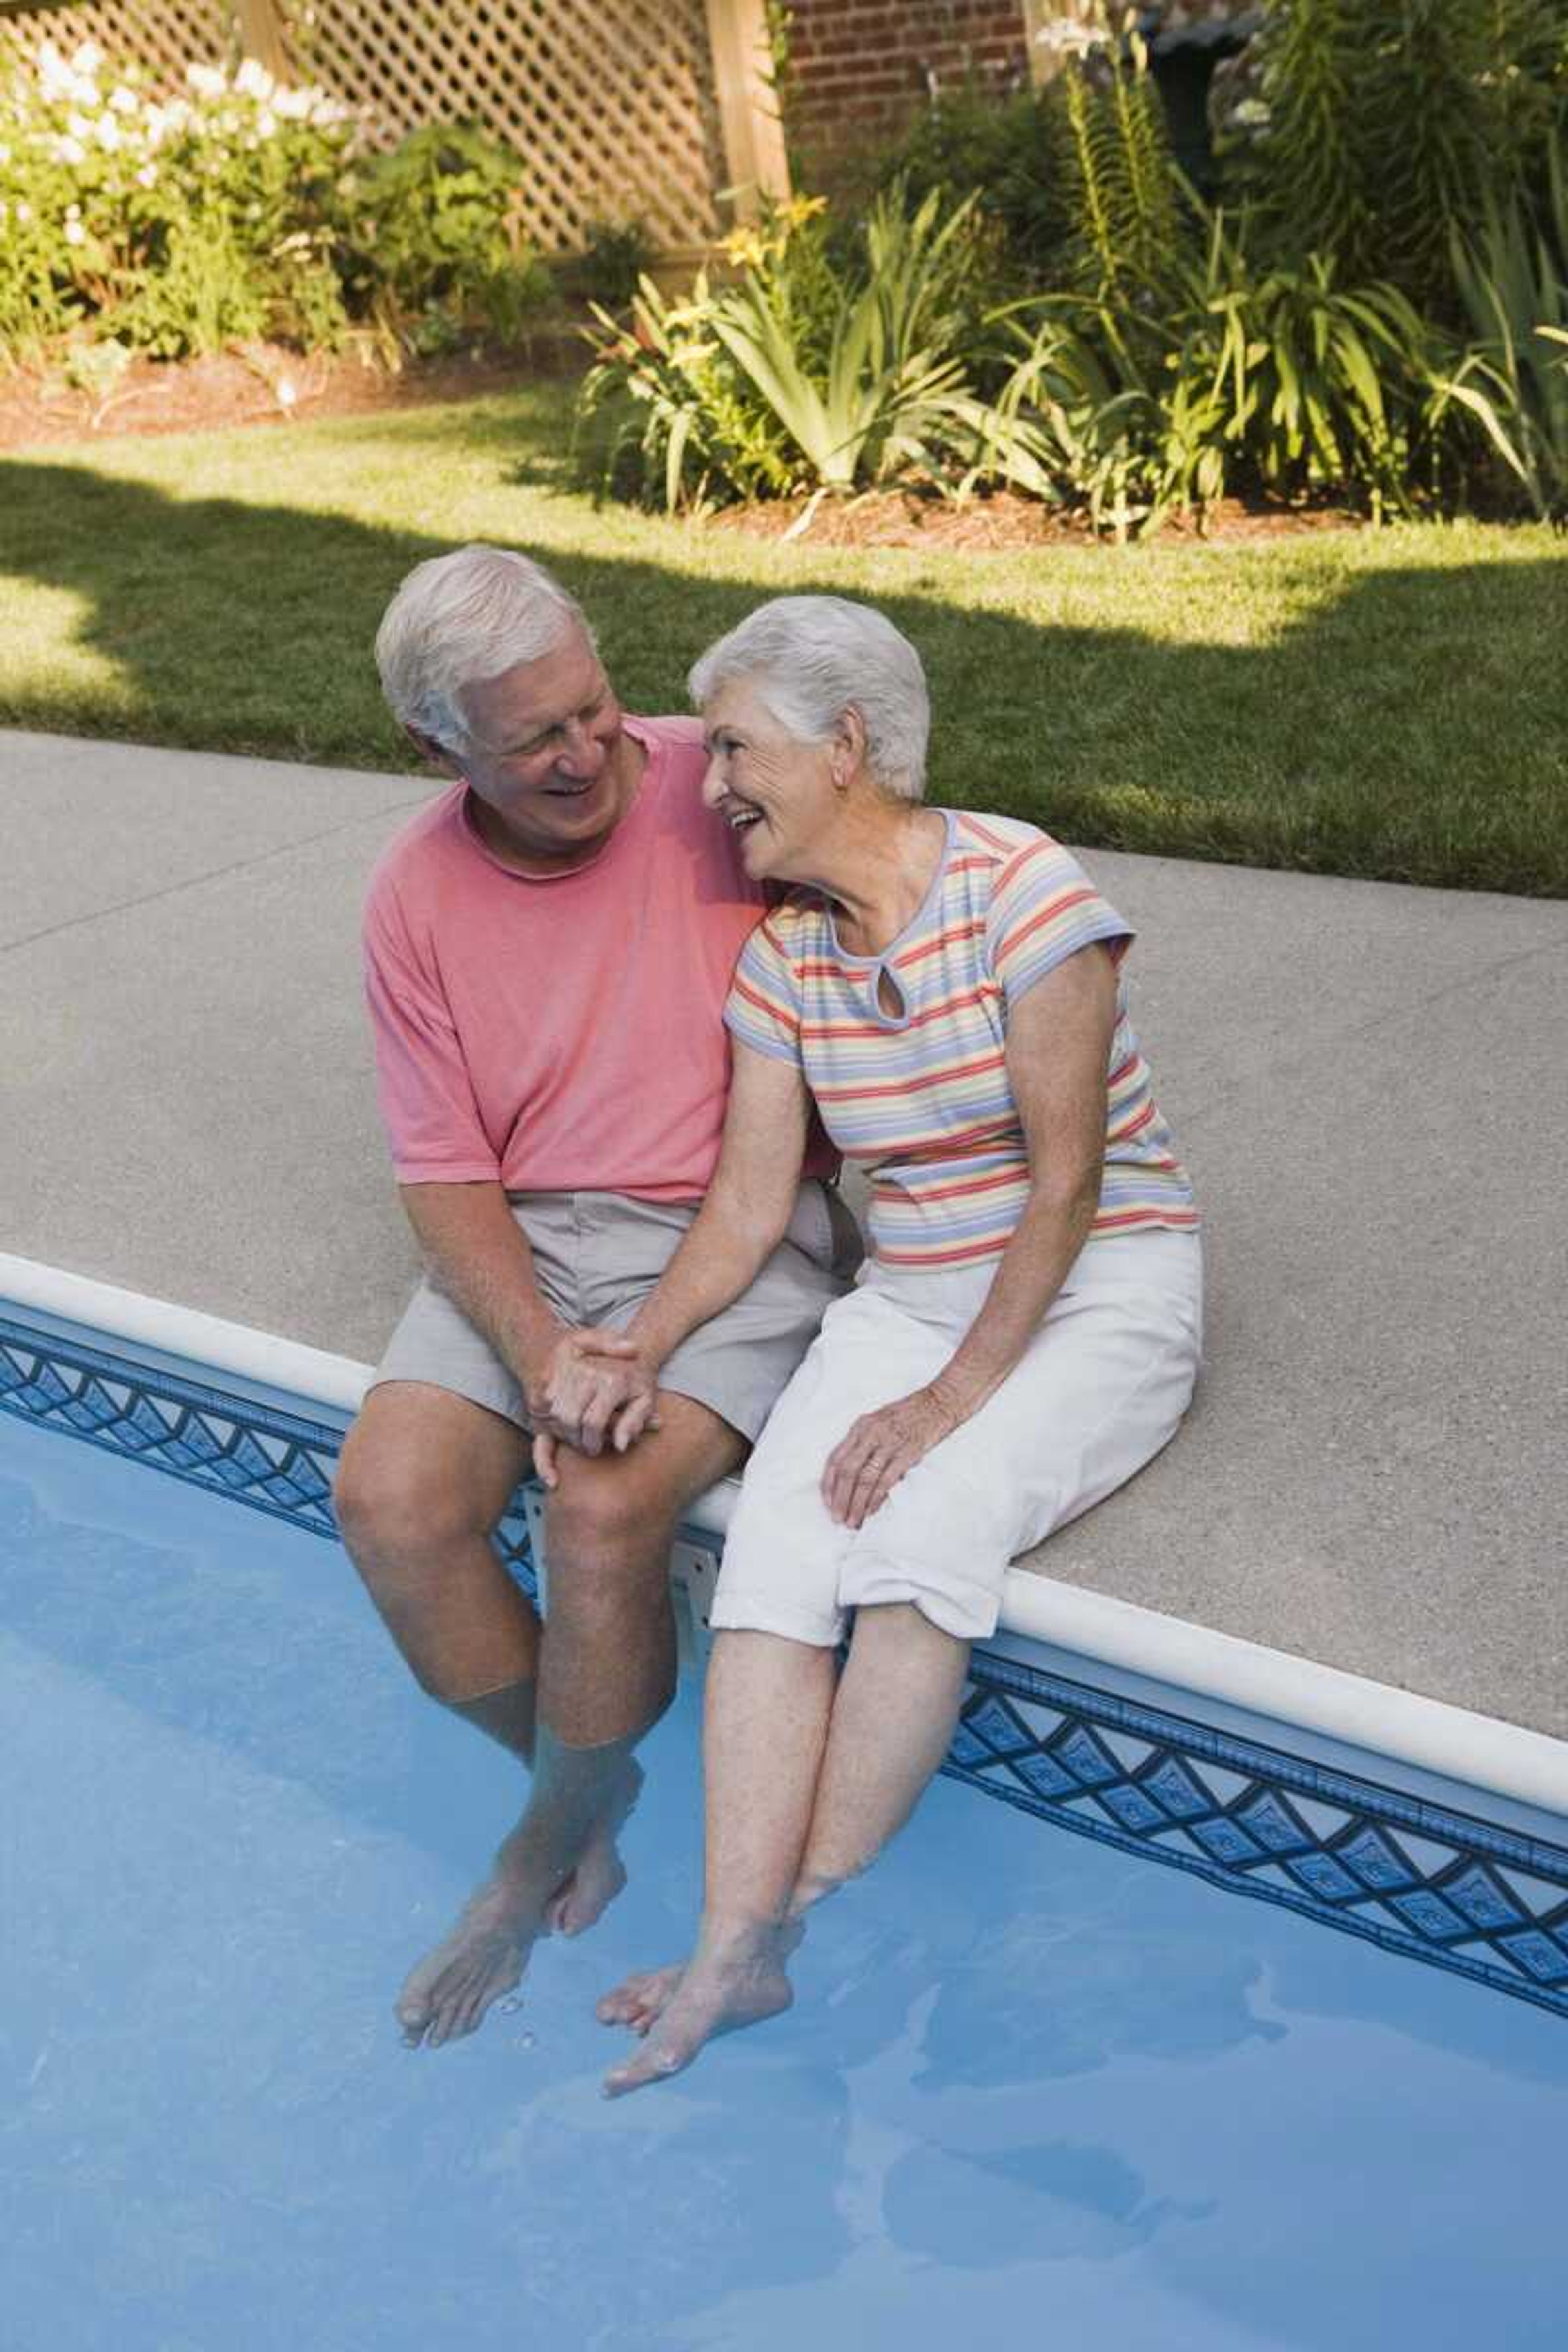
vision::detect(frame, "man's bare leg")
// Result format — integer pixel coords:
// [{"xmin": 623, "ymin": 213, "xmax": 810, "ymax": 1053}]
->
[
  {"xmin": 603, "ymin": 1605, "xmax": 967, "ymax": 2095},
  {"xmin": 335, "ymin": 1383, "xmax": 650, "ymax": 2042},
  {"xmin": 348, "ymin": 1389, "xmax": 743, "ymax": 2048}
]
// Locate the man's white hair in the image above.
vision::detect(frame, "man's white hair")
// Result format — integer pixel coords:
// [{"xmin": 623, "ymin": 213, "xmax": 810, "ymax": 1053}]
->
[
  {"xmin": 375, "ymin": 543, "xmax": 590, "ymax": 753},
  {"xmin": 688, "ymin": 596, "xmax": 930, "ymax": 801}
]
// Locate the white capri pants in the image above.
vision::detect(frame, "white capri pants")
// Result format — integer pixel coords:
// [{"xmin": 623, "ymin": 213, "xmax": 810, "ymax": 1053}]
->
[{"xmin": 710, "ymin": 1227, "xmax": 1203, "ymax": 1648}]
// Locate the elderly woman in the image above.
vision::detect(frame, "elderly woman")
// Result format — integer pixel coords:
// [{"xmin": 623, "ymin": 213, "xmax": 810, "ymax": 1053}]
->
[{"xmin": 541, "ymin": 595, "xmax": 1200, "ymax": 2096}]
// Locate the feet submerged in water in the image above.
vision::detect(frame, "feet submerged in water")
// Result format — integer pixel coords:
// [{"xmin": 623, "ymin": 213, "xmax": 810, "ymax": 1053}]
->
[
  {"xmin": 599, "ymin": 1921, "xmax": 801, "ymax": 2097},
  {"xmin": 397, "ymin": 1768, "xmax": 640, "ymax": 2050}
]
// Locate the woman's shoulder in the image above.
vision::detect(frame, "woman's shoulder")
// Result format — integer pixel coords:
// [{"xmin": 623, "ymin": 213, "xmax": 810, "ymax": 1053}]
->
[
  {"xmin": 753, "ymin": 886, "xmax": 831, "ymax": 947},
  {"xmin": 949, "ymin": 808, "xmax": 1074, "ymax": 884}
]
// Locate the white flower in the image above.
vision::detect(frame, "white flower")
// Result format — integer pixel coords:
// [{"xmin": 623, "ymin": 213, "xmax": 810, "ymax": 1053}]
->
[
  {"xmin": 16, "ymin": 199, "xmax": 32, "ymax": 224},
  {"xmin": 256, "ymin": 107, "xmax": 277, "ymax": 138},
  {"xmin": 274, "ymin": 87, "xmax": 312, "ymax": 120},
  {"xmin": 1232, "ymin": 98, "xmax": 1271, "ymax": 129},
  {"xmin": 0, "ymin": 142, "xmax": 9, "ymax": 165},
  {"xmin": 135, "ymin": 162, "xmax": 156, "ymax": 189},
  {"xmin": 55, "ymin": 135, "xmax": 86, "ymax": 165},
  {"xmin": 64, "ymin": 216, "xmax": 85, "ymax": 245},
  {"xmin": 69, "ymin": 41, "xmax": 103, "ymax": 80},
  {"xmin": 65, "ymin": 109, "xmax": 93, "ymax": 142},
  {"xmin": 36, "ymin": 41, "xmax": 73, "ymax": 101},
  {"xmin": 94, "ymin": 113, "xmax": 121, "ymax": 151},
  {"xmin": 109, "ymin": 84, "xmax": 138, "ymax": 117},
  {"xmin": 186, "ymin": 62, "xmax": 227, "ymax": 101},
  {"xmin": 234, "ymin": 59, "xmax": 274, "ymax": 101}
]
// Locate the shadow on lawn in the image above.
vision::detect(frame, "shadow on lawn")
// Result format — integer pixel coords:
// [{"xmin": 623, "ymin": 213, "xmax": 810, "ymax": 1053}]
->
[{"xmin": 2, "ymin": 457, "xmax": 1565, "ymax": 892}]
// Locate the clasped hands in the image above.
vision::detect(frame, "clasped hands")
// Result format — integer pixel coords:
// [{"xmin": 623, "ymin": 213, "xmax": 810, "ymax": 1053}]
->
[
  {"xmin": 530, "ymin": 1323, "xmax": 971, "ymax": 1528},
  {"xmin": 526, "ymin": 1325, "xmax": 659, "ymax": 1488}
]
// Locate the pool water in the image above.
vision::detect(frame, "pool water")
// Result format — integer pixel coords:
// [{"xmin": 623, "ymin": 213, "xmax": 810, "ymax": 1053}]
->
[{"xmin": 3, "ymin": 1410, "xmax": 1564, "ymax": 2352}]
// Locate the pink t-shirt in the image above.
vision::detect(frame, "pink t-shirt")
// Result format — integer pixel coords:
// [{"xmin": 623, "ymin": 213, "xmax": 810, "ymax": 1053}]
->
[{"xmin": 363, "ymin": 714, "xmax": 826, "ymax": 1200}]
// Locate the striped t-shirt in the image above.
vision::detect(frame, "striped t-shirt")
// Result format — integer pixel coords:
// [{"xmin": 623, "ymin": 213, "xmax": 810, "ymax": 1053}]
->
[{"xmin": 725, "ymin": 809, "xmax": 1198, "ymax": 1268}]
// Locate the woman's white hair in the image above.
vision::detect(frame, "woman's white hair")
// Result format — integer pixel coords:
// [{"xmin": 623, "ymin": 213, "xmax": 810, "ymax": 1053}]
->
[
  {"xmin": 375, "ymin": 543, "xmax": 590, "ymax": 753},
  {"xmin": 688, "ymin": 596, "xmax": 930, "ymax": 800}
]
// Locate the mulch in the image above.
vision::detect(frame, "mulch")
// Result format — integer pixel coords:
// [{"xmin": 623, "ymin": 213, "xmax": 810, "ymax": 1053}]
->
[
  {"xmin": 0, "ymin": 334, "xmax": 582, "ymax": 453},
  {"xmin": 709, "ymin": 483, "xmax": 1362, "ymax": 550}
]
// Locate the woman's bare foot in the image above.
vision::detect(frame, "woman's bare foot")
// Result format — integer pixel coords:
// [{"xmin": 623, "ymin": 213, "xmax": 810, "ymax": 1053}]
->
[
  {"xmin": 601, "ymin": 1924, "xmax": 797, "ymax": 2096},
  {"xmin": 596, "ymin": 1962, "xmax": 685, "ymax": 2036}
]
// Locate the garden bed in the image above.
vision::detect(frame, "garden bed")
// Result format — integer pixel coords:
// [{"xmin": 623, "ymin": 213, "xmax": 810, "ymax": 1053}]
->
[
  {"xmin": 710, "ymin": 486, "xmax": 1363, "ymax": 551},
  {"xmin": 0, "ymin": 335, "xmax": 581, "ymax": 452}
]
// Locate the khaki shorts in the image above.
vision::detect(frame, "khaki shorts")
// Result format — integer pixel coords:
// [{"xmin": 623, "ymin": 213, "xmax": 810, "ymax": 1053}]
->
[{"xmin": 372, "ymin": 1183, "xmax": 862, "ymax": 1443}]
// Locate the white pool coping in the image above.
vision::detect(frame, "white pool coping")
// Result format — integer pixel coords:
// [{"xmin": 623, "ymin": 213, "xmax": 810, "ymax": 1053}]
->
[{"xmin": 5, "ymin": 1247, "xmax": 1567, "ymax": 1824}]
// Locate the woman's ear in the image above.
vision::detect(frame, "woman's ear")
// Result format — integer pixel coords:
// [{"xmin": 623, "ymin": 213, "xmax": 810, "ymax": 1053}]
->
[{"xmin": 833, "ymin": 705, "xmax": 868, "ymax": 787}]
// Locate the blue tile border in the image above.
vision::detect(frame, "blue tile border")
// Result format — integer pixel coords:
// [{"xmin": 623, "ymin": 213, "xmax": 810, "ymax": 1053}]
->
[{"xmin": 5, "ymin": 1308, "xmax": 1567, "ymax": 2022}]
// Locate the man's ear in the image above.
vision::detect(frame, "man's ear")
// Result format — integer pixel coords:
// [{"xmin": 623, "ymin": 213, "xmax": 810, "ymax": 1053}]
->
[{"xmin": 403, "ymin": 722, "xmax": 463, "ymax": 778}]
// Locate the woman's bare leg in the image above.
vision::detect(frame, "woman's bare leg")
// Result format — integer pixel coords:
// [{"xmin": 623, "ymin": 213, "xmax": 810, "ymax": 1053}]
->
[
  {"xmin": 601, "ymin": 1605, "xmax": 968, "ymax": 2093},
  {"xmin": 601, "ymin": 1629, "xmax": 836, "ymax": 2094},
  {"xmin": 789, "ymin": 1603, "xmax": 970, "ymax": 1916}
]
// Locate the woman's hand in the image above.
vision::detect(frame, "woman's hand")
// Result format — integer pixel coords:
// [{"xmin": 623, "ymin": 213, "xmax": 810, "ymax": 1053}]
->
[{"xmin": 822, "ymin": 1383, "xmax": 968, "ymax": 1530}]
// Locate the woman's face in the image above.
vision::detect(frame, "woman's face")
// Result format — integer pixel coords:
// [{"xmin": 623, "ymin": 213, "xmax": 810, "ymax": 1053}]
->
[{"xmin": 700, "ymin": 676, "xmax": 837, "ymax": 883}]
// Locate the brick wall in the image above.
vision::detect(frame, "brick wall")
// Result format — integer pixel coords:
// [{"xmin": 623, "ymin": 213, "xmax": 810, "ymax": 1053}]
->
[{"xmin": 784, "ymin": 0, "xmax": 1033, "ymax": 161}]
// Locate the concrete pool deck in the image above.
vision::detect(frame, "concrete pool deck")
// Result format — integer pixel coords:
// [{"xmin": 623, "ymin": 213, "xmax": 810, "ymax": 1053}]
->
[{"xmin": 4, "ymin": 727, "xmax": 1566, "ymax": 1741}]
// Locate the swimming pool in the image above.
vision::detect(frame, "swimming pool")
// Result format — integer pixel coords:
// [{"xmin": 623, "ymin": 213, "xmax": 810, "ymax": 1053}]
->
[{"xmin": 4, "ymin": 1295, "xmax": 1567, "ymax": 2352}]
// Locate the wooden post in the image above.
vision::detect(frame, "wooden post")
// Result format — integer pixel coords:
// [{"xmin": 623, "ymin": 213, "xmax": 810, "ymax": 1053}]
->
[
  {"xmin": 1021, "ymin": 2, "xmax": 1101, "ymax": 86},
  {"xmin": 231, "ymin": 0, "xmax": 291, "ymax": 82},
  {"xmin": 704, "ymin": 0, "xmax": 791, "ymax": 222}
]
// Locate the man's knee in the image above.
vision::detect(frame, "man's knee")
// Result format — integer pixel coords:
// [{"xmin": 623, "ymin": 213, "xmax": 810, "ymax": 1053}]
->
[
  {"xmin": 543, "ymin": 1452, "xmax": 682, "ymax": 1591},
  {"xmin": 334, "ymin": 1412, "xmax": 501, "ymax": 1569}
]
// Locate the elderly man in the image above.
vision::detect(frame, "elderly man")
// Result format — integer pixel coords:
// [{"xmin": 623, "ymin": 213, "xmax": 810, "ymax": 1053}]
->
[{"xmin": 334, "ymin": 545, "xmax": 852, "ymax": 2050}]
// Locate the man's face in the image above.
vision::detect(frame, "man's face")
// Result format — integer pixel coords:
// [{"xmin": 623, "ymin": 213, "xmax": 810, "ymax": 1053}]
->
[{"xmin": 450, "ymin": 627, "xmax": 633, "ymax": 866}]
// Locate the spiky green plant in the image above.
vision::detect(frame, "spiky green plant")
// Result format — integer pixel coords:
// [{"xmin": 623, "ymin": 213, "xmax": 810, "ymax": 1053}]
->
[{"xmin": 1433, "ymin": 136, "xmax": 1568, "ymax": 518}]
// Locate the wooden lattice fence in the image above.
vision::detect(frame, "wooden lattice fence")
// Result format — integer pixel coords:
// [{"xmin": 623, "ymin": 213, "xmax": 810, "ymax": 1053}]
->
[
  {"xmin": 0, "ymin": 0, "xmax": 235, "ymax": 91},
  {"xmin": 0, "ymin": 0, "xmax": 786, "ymax": 249}
]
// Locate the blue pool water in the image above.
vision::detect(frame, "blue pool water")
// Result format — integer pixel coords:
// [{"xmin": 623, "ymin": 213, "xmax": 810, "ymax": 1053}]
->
[{"xmin": 3, "ymin": 1409, "xmax": 1565, "ymax": 2352}]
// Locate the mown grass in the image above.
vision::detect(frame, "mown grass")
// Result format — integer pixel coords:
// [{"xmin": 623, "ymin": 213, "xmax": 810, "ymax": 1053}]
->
[{"xmin": 2, "ymin": 381, "xmax": 1565, "ymax": 892}]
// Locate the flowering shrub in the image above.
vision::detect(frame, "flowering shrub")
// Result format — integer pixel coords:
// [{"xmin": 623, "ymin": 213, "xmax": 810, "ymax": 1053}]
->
[{"xmin": 0, "ymin": 37, "xmax": 550, "ymax": 363}]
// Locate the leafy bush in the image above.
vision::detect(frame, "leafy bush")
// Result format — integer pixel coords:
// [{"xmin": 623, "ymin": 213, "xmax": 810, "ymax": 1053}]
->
[
  {"xmin": 872, "ymin": 82, "xmax": 1067, "ymax": 290},
  {"xmin": 993, "ymin": 217, "xmax": 1454, "ymax": 535},
  {"xmin": 336, "ymin": 121, "xmax": 550, "ymax": 352},
  {"xmin": 1217, "ymin": 0, "xmax": 1568, "ymax": 314},
  {"xmin": 1434, "ymin": 138, "xmax": 1568, "ymax": 521},
  {"xmin": 0, "ymin": 37, "xmax": 552, "ymax": 365},
  {"xmin": 577, "ymin": 186, "xmax": 1013, "ymax": 508}
]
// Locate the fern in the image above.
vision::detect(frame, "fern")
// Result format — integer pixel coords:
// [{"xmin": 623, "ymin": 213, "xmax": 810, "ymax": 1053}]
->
[
  {"xmin": 1248, "ymin": 0, "xmax": 1568, "ymax": 314},
  {"xmin": 1048, "ymin": 29, "xmax": 1187, "ymax": 301}
]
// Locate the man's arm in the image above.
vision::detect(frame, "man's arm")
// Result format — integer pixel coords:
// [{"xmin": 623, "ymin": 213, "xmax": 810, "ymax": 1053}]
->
[
  {"xmin": 533, "ymin": 1041, "xmax": 811, "ymax": 1477},
  {"xmin": 399, "ymin": 1180, "xmax": 636, "ymax": 1430}
]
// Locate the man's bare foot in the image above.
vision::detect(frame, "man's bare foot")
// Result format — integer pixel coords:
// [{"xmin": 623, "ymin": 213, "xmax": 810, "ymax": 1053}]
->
[
  {"xmin": 396, "ymin": 1871, "xmax": 546, "ymax": 2049},
  {"xmin": 545, "ymin": 1755, "xmax": 642, "ymax": 1936},
  {"xmin": 399, "ymin": 1758, "xmax": 644, "ymax": 2047},
  {"xmin": 545, "ymin": 1822, "xmax": 628, "ymax": 1938},
  {"xmin": 596, "ymin": 1961, "xmax": 685, "ymax": 2035},
  {"xmin": 601, "ymin": 1926, "xmax": 796, "ymax": 2097}
]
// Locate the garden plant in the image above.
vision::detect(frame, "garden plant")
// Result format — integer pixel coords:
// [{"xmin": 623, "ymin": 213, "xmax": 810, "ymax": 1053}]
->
[
  {"xmin": 580, "ymin": 0, "xmax": 1568, "ymax": 534},
  {"xmin": 0, "ymin": 36, "xmax": 552, "ymax": 369}
]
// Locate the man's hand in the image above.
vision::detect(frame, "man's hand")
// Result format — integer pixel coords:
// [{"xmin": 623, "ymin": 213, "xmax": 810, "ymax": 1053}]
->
[
  {"xmin": 527, "ymin": 1327, "xmax": 662, "ymax": 1487},
  {"xmin": 821, "ymin": 1382, "xmax": 969, "ymax": 1530}
]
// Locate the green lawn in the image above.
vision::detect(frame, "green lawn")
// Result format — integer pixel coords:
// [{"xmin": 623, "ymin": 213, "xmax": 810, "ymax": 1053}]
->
[{"xmin": 2, "ymin": 381, "xmax": 1565, "ymax": 893}]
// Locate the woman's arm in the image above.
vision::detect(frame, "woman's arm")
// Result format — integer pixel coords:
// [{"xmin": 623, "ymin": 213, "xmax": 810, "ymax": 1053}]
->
[
  {"xmin": 536, "ymin": 1038, "xmax": 812, "ymax": 1469},
  {"xmin": 823, "ymin": 943, "xmax": 1117, "ymax": 1527}
]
